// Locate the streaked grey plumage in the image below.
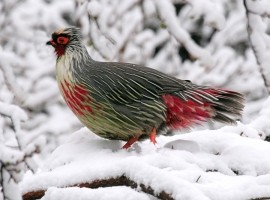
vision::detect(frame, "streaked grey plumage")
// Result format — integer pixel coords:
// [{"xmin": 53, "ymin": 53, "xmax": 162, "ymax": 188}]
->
[{"xmin": 47, "ymin": 27, "xmax": 245, "ymax": 148}]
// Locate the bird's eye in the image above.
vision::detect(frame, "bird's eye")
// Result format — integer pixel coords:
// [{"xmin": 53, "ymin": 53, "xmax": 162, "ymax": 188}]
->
[{"xmin": 57, "ymin": 36, "xmax": 69, "ymax": 45}]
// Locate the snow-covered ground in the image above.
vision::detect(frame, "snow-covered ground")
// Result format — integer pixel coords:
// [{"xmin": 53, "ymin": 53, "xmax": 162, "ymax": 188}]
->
[{"xmin": 21, "ymin": 123, "xmax": 270, "ymax": 200}]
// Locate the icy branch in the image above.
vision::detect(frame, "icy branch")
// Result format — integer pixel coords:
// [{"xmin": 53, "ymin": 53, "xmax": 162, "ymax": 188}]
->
[
  {"xmin": 155, "ymin": 0, "xmax": 214, "ymax": 67},
  {"xmin": 244, "ymin": 0, "xmax": 270, "ymax": 94},
  {"xmin": 0, "ymin": 102, "xmax": 40, "ymax": 200},
  {"xmin": 88, "ymin": 19, "xmax": 113, "ymax": 60},
  {"xmin": 0, "ymin": 60, "xmax": 26, "ymax": 105},
  {"xmin": 244, "ymin": 0, "xmax": 270, "ymax": 17},
  {"xmin": 0, "ymin": 102, "xmax": 27, "ymax": 122},
  {"xmin": 179, "ymin": 0, "xmax": 226, "ymax": 30},
  {"xmin": 0, "ymin": 144, "xmax": 40, "ymax": 200}
]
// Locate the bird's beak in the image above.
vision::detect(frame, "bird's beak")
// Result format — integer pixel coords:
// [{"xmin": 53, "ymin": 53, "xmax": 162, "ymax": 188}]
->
[{"xmin": 46, "ymin": 40, "xmax": 56, "ymax": 47}]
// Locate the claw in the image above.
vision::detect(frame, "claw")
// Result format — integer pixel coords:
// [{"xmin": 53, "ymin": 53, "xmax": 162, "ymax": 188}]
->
[
  {"xmin": 150, "ymin": 128, "xmax": 157, "ymax": 145},
  {"xmin": 122, "ymin": 128, "xmax": 157, "ymax": 149},
  {"xmin": 122, "ymin": 136, "xmax": 139, "ymax": 149}
]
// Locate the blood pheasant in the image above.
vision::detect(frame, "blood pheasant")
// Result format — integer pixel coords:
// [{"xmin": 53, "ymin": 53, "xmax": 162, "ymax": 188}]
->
[{"xmin": 47, "ymin": 27, "xmax": 244, "ymax": 149}]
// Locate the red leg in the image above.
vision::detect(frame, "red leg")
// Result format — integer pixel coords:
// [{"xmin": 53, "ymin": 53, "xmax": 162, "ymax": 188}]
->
[
  {"xmin": 149, "ymin": 128, "xmax": 157, "ymax": 145},
  {"xmin": 122, "ymin": 136, "xmax": 139, "ymax": 149}
]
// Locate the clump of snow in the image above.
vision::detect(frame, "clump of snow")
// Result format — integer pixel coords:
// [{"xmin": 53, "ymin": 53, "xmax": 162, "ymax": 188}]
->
[
  {"xmin": 155, "ymin": 0, "xmax": 214, "ymax": 67},
  {"xmin": 0, "ymin": 101, "xmax": 41, "ymax": 200},
  {"xmin": 87, "ymin": 0, "xmax": 102, "ymax": 17},
  {"xmin": 250, "ymin": 97, "xmax": 270, "ymax": 137},
  {"xmin": 186, "ymin": 0, "xmax": 226, "ymax": 30},
  {"xmin": 21, "ymin": 124, "xmax": 270, "ymax": 200},
  {"xmin": 163, "ymin": 139, "xmax": 201, "ymax": 153},
  {"xmin": 244, "ymin": 0, "xmax": 270, "ymax": 93}
]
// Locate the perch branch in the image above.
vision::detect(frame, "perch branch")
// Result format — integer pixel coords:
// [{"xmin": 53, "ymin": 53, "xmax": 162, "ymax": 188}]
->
[{"xmin": 22, "ymin": 175, "xmax": 174, "ymax": 200}]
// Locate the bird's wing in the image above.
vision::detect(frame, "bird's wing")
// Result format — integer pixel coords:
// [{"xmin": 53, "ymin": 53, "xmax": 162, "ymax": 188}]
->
[
  {"xmin": 78, "ymin": 61, "xmax": 190, "ymax": 133},
  {"xmin": 80, "ymin": 61, "xmax": 188, "ymax": 105}
]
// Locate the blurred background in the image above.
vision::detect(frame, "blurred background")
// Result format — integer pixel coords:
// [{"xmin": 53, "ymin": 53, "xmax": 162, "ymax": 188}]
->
[{"xmin": 1, "ymin": 0, "xmax": 270, "ymax": 199}]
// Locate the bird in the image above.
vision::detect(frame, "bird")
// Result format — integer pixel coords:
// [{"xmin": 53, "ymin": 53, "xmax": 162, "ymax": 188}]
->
[{"xmin": 46, "ymin": 27, "xmax": 245, "ymax": 149}]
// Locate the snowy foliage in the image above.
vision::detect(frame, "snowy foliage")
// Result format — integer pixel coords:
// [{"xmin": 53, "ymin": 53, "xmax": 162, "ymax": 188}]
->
[{"xmin": 0, "ymin": 0, "xmax": 270, "ymax": 199}]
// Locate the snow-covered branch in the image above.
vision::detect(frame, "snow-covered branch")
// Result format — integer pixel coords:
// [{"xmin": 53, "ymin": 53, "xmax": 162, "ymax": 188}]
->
[
  {"xmin": 23, "ymin": 175, "xmax": 173, "ymax": 200},
  {"xmin": 244, "ymin": 0, "xmax": 270, "ymax": 94},
  {"xmin": 0, "ymin": 102, "xmax": 40, "ymax": 200},
  {"xmin": 155, "ymin": 0, "xmax": 214, "ymax": 67},
  {"xmin": 244, "ymin": 0, "xmax": 270, "ymax": 17},
  {"xmin": 21, "ymin": 127, "xmax": 270, "ymax": 200},
  {"xmin": 0, "ymin": 54, "xmax": 26, "ymax": 105},
  {"xmin": 174, "ymin": 0, "xmax": 226, "ymax": 30}
]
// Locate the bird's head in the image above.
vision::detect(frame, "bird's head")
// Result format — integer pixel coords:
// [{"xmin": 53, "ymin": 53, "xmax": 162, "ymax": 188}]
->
[{"xmin": 46, "ymin": 27, "xmax": 83, "ymax": 57}]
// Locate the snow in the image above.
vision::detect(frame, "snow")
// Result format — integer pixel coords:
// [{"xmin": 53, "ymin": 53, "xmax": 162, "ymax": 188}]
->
[
  {"xmin": 0, "ymin": 50, "xmax": 26, "ymax": 104},
  {"xmin": 0, "ymin": 102, "xmax": 27, "ymax": 123},
  {"xmin": 155, "ymin": 0, "xmax": 214, "ymax": 67},
  {"xmin": 87, "ymin": 1, "xmax": 102, "ymax": 18},
  {"xmin": 250, "ymin": 97, "xmax": 270, "ymax": 136},
  {"xmin": 245, "ymin": 0, "xmax": 270, "ymax": 17},
  {"xmin": 21, "ymin": 124, "xmax": 270, "ymax": 200},
  {"xmin": 1, "ymin": 0, "xmax": 270, "ymax": 199},
  {"xmin": 244, "ymin": 0, "xmax": 270, "ymax": 93},
  {"xmin": 185, "ymin": 0, "xmax": 226, "ymax": 30}
]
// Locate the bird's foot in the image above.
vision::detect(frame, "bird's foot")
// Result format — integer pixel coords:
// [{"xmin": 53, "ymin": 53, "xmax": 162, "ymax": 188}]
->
[
  {"xmin": 122, "ymin": 136, "xmax": 139, "ymax": 149},
  {"xmin": 149, "ymin": 128, "xmax": 157, "ymax": 145},
  {"xmin": 122, "ymin": 128, "xmax": 157, "ymax": 149}
]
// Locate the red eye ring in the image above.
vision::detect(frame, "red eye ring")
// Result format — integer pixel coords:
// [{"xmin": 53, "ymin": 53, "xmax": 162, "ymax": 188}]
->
[{"xmin": 57, "ymin": 36, "xmax": 69, "ymax": 45}]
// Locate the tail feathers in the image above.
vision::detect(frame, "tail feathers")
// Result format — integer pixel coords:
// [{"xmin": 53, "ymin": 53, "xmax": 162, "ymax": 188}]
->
[
  {"xmin": 209, "ymin": 90, "xmax": 245, "ymax": 124},
  {"xmin": 162, "ymin": 87, "xmax": 245, "ymax": 130},
  {"xmin": 189, "ymin": 88, "xmax": 245, "ymax": 125}
]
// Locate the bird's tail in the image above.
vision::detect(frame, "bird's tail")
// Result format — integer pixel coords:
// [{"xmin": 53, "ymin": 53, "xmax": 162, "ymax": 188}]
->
[
  {"xmin": 199, "ymin": 88, "xmax": 245, "ymax": 124},
  {"xmin": 162, "ymin": 87, "xmax": 245, "ymax": 129}
]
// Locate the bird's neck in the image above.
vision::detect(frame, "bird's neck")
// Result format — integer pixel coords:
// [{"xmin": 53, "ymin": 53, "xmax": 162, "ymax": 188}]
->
[
  {"xmin": 56, "ymin": 56, "xmax": 74, "ymax": 87},
  {"xmin": 57, "ymin": 44, "xmax": 92, "ymax": 64},
  {"xmin": 55, "ymin": 45, "xmax": 95, "ymax": 116},
  {"xmin": 56, "ymin": 45, "xmax": 93, "ymax": 83}
]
